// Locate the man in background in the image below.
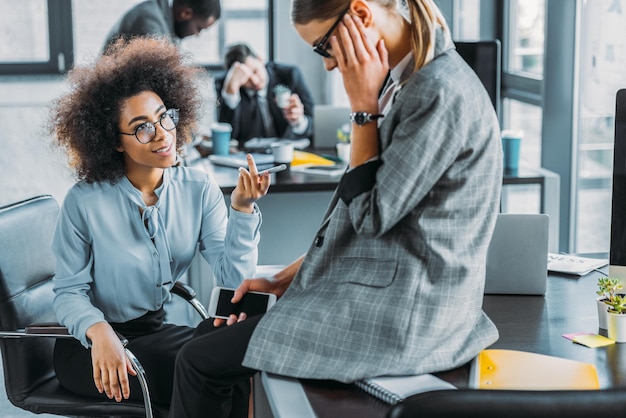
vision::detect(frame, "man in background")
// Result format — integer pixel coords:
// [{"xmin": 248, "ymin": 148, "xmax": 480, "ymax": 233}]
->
[
  {"xmin": 103, "ymin": 0, "xmax": 221, "ymax": 52},
  {"xmin": 215, "ymin": 42, "xmax": 314, "ymax": 146}
]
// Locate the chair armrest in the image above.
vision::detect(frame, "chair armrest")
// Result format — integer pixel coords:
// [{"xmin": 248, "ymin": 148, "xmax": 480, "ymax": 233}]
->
[
  {"xmin": 21, "ymin": 323, "xmax": 128, "ymax": 347},
  {"xmin": 25, "ymin": 323, "xmax": 71, "ymax": 335},
  {"xmin": 0, "ymin": 323, "xmax": 73, "ymax": 339},
  {"xmin": 172, "ymin": 281, "xmax": 209, "ymax": 320},
  {"xmin": 171, "ymin": 281, "xmax": 197, "ymax": 301}
]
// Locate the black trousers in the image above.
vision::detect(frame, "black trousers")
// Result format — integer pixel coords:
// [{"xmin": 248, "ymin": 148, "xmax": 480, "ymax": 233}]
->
[
  {"xmin": 168, "ymin": 314, "xmax": 263, "ymax": 418},
  {"xmin": 53, "ymin": 309, "xmax": 195, "ymax": 407}
]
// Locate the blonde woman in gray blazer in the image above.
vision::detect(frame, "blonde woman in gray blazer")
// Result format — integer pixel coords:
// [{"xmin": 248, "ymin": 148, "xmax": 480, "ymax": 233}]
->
[{"xmin": 169, "ymin": 1, "xmax": 501, "ymax": 416}]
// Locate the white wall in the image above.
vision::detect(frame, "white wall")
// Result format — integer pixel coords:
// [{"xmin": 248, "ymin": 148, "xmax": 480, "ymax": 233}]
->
[
  {"xmin": 273, "ymin": 0, "xmax": 330, "ymax": 105},
  {"xmin": 0, "ymin": 77, "xmax": 75, "ymax": 207}
]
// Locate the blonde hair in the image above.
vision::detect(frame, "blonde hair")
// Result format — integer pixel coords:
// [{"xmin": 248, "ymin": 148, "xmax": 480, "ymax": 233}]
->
[
  {"xmin": 403, "ymin": 0, "xmax": 449, "ymax": 70},
  {"xmin": 291, "ymin": 0, "xmax": 450, "ymax": 72}
]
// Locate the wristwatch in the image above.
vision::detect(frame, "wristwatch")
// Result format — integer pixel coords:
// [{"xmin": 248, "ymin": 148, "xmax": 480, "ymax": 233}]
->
[{"xmin": 349, "ymin": 111, "xmax": 384, "ymax": 126}]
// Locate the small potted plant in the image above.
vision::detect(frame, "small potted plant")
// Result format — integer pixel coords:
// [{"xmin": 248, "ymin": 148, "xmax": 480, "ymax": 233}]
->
[
  {"xmin": 597, "ymin": 277, "xmax": 626, "ymax": 342},
  {"xmin": 336, "ymin": 123, "xmax": 351, "ymax": 163},
  {"xmin": 597, "ymin": 277, "xmax": 622, "ymax": 329}
]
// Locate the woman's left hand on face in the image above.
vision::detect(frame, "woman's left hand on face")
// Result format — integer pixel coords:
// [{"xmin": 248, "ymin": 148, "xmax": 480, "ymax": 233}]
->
[
  {"xmin": 330, "ymin": 14, "xmax": 389, "ymax": 110},
  {"xmin": 231, "ymin": 154, "xmax": 271, "ymax": 213}
]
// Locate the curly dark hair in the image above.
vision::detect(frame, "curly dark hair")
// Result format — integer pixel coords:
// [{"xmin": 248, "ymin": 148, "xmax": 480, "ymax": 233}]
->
[{"xmin": 50, "ymin": 36, "xmax": 203, "ymax": 183}]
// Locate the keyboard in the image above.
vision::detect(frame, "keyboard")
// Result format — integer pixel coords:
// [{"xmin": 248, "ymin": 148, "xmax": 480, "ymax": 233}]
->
[{"xmin": 547, "ymin": 253, "xmax": 608, "ymax": 276}]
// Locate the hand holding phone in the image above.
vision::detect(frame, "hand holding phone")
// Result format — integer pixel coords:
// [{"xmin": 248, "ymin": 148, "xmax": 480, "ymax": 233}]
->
[{"xmin": 208, "ymin": 287, "xmax": 276, "ymax": 320}]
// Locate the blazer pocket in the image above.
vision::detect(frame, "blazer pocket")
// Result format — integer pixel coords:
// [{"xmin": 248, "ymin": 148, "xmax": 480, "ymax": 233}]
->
[{"xmin": 330, "ymin": 258, "xmax": 397, "ymax": 288}]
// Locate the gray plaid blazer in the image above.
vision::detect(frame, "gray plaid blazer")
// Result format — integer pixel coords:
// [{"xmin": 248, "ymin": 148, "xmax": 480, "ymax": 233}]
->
[{"xmin": 243, "ymin": 31, "xmax": 502, "ymax": 383}]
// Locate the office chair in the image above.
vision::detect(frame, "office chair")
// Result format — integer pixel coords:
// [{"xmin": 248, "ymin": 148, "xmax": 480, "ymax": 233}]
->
[
  {"xmin": 387, "ymin": 388, "xmax": 626, "ymax": 418},
  {"xmin": 0, "ymin": 195, "xmax": 209, "ymax": 418}
]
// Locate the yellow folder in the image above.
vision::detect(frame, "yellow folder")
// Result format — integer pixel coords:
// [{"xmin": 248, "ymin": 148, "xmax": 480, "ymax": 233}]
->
[
  {"xmin": 470, "ymin": 349, "xmax": 600, "ymax": 390},
  {"xmin": 291, "ymin": 151, "xmax": 335, "ymax": 166}
]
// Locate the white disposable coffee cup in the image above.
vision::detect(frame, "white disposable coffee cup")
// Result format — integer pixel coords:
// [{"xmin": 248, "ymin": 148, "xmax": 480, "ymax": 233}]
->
[
  {"xmin": 271, "ymin": 142, "xmax": 294, "ymax": 165},
  {"xmin": 275, "ymin": 91, "xmax": 291, "ymax": 108}
]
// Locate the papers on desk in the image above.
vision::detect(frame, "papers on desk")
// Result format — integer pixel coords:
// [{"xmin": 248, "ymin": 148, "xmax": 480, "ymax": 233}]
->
[
  {"xmin": 469, "ymin": 349, "xmax": 600, "ymax": 390},
  {"xmin": 548, "ymin": 253, "xmax": 608, "ymax": 276},
  {"xmin": 354, "ymin": 374, "xmax": 456, "ymax": 405},
  {"xmin": 243, "ymin": 137, "xmax": 311, "ymax": 153},
  {"xmin": 290, "ymin": 163, "xmax": 347, "ymax": 177},
  {"xmin": 208, "ymin": 152, "xmax": 275, "ymax": 170}
]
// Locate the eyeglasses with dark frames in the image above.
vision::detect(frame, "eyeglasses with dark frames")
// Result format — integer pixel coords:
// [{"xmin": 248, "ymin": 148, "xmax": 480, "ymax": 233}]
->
[
  {"xmin": 312, "ymin": 8, "xmax": 350, "ymax": 58},
  {"xmin": 119, "ymin": 108, "xmax": 180, "ymax": 144}
]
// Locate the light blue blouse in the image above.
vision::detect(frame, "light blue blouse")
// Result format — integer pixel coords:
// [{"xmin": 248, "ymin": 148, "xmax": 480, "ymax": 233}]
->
[{"xmin": 52, "ymin": 166, "xmax": 261, "ymax": 347}]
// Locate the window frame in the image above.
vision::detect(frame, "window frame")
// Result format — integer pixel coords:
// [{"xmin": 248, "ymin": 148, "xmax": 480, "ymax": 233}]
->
[
  {"xmin": 0, "ymin": 0, "xmax": 274, "ymax": 76},
  {"xmin": 202, "ymin": 3, "xmax": 274, "ymax": 73},
  {"xmin": 495, "ymin": 0, "xmax": 578, "ymax": 253},
  {"xmin": 0, "ymin": 0, "xmax": 73, "ymax": 75}
]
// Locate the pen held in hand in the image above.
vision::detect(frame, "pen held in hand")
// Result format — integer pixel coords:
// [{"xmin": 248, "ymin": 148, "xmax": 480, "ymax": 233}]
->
[{"xmin": 259, "ymin": 164, "xmax": 287, "ymax": 176}]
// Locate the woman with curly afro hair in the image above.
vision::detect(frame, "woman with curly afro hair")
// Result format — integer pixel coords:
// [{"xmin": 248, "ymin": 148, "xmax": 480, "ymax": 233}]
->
[{"xmin": 49, "ymin": 36, "xmax": 270, "ymax": 408}]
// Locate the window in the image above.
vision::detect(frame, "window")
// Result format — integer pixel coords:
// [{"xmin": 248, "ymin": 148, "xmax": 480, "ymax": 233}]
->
[
  {"xmin": 1, "ymin": 0, "xmax": 271, "ymax": 74},
  {"xmin": 72, "ymin": 0, "xmax": 144, "ymax": 66},
  {"xmin": 453, "ymin": 0, "xmax": 480, "ymax": 40},
  {"xmin": 574, "ymin": 0, "xmax": 626, "ymax": 253},
  {"xmin": 506, "ymin": 0, "xmax": 545, "ymax": 77},
  {"xmin": 0, "ymin": 0, "xmax": 72, "ymax": 75},
  {"xmin": 501, "ymin": 0, "xmax": 545, "ymax": 161},
  {"xmin": 179, "ymin": 0, "xmax": 270, "ymax": 69}
]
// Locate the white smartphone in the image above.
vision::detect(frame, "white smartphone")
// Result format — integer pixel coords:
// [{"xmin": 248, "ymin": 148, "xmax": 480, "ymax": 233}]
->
[{"xmin": 208, "ymin": 287, "xmax": 277, "ymax": 319}]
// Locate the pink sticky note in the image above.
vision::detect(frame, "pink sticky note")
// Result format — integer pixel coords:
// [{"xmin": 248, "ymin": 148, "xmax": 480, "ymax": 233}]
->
[{"xmin": 562, "ymin": 332, "xmax": 592, "ymax": 341}]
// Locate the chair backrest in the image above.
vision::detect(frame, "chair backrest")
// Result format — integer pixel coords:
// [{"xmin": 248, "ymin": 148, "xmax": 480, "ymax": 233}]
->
[{"xmin": 0, "ymin": 195, "xmax": 60, "ymax": 405}]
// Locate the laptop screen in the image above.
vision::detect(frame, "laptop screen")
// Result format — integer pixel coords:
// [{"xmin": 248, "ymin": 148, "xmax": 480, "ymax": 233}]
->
[
  {"xmin": 313, "ymin": 105, "xmax": 351, "ymax": 149},
  {"xmin": 610, "ymin": 89, "xmax": 626, "ymax": 279}
]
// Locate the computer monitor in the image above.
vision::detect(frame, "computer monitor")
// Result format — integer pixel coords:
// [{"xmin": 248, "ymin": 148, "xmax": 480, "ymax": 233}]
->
[
  {"xmin": 610, "ymin": 88, "xmax": 626, "ymax": 279},
  {"xmin": 455, "ymin": 40, "xmax": 501, "ymax": 117}
]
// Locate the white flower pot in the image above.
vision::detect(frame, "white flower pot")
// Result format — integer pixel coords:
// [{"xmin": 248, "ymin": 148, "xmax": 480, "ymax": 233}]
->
[
  {"xmin": 597, "ymin": 297, "xmax": 609, "ymax": 329},
  {"xmin": 607, "ymin": 311, "xmax": 626, "ymax": 343},
  {"xmin": 336, "ymin": 142, "xmax": 351, "ymax": 163}
]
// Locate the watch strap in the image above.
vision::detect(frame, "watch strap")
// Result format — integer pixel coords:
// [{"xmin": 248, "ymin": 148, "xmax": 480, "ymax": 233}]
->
[{"xmin": 350, "ymin": 111, "xmax": 385, "ymax": 125}]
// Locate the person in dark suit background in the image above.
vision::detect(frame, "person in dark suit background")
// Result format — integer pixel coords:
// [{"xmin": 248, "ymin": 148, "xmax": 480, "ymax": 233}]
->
[
  {"xmin": 214, "ymin": 43, "xmax": 315, "ymax": 146},
  {"xmin": 103, "ymin": 0, "xmax": 221, "ymax": 52}
]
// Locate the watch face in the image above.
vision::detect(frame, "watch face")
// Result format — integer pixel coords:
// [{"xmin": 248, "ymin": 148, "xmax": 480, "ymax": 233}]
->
[{"xmin": 354, "ymin": 112, "xmax": 367, "ymax": 125}]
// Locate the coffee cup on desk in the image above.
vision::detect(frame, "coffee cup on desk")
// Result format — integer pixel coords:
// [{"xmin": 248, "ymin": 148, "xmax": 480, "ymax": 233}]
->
[
  {"xmin": 501, "ymin": 129, "xmax": 523, "ymax": 173},
  {"xmin": 271, "ymin": 142, "xmax": 294, "ymax": 170},
  {"xmin": 211, "ymin": 122, "xmax": 232, "ymax": 156}
]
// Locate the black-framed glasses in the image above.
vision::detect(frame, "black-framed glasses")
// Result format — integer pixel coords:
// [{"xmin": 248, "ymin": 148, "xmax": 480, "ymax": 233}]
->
[
  {"xmin": 119, "ymin": 108, "xmax": 180, "ymax": 144},
  {"xmin": 312, "ymin": 8, "xmax": 349, "ymax": 58}
]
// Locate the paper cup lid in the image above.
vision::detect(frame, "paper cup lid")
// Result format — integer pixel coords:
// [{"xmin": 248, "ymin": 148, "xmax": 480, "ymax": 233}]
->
[
  {"xmin": 501, "ymin": 129, "xmax": 524, "ymax": 139},
  {"xmin": 211, "ymin": 122, "xmax": 232, "ymax": 133}
]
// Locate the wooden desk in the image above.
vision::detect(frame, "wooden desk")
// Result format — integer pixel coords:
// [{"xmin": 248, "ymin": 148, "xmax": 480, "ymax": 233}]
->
[{"xmin": 255, "ymin": 267, "xmax": 626, "ymax": 418}]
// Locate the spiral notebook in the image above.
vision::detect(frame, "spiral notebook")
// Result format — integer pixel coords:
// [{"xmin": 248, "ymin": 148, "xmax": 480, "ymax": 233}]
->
[{"xmin": 354, "ymin": 374, "xmax": 456, "ymax": 404}]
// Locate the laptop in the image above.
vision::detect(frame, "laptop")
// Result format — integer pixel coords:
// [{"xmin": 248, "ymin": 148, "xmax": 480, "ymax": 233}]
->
[
  {"xmin": 313, "ymin": 105, "xmax": 351, "ymax": 148},
  {"xmin": 485, "ymin": 213, "xmax": 549, "ymax": 295}
]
